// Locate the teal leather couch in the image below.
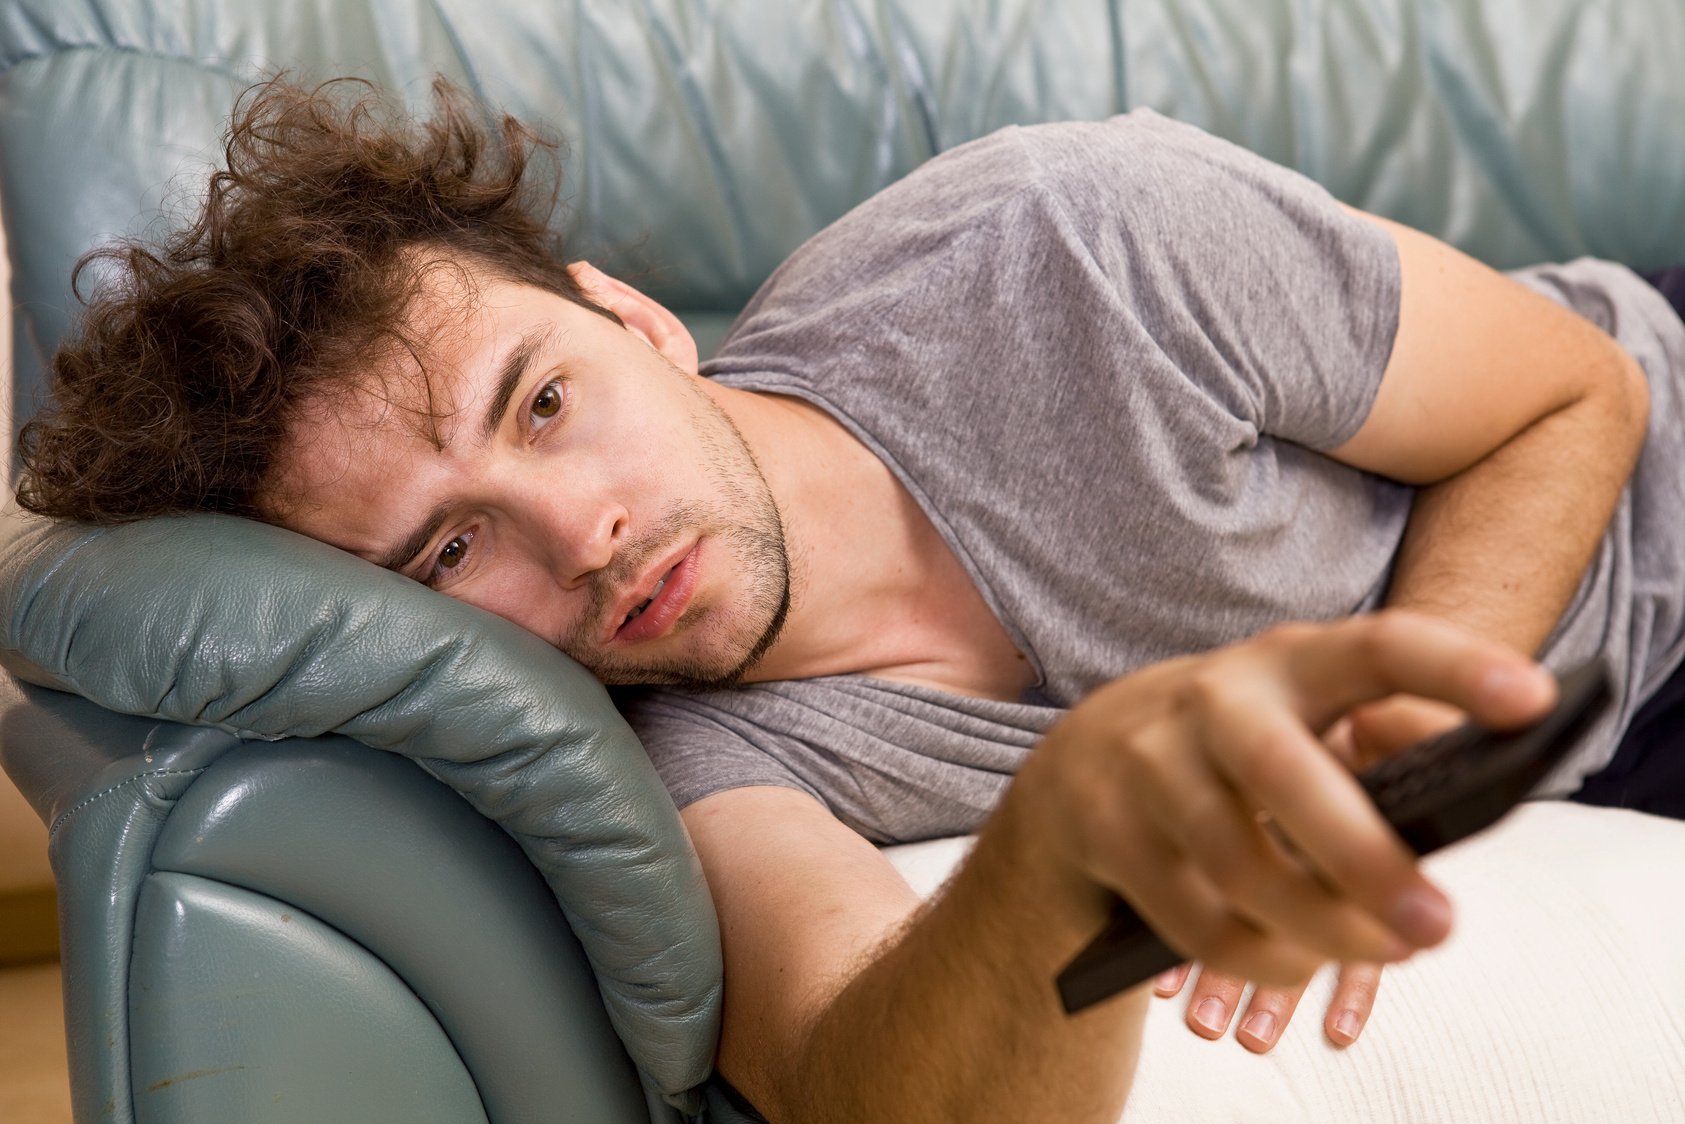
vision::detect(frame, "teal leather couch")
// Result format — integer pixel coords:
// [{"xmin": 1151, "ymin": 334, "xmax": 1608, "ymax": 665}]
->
[{"xmin": 3, "ymin": 2, "xmax": 1684, "ymax": 1122}]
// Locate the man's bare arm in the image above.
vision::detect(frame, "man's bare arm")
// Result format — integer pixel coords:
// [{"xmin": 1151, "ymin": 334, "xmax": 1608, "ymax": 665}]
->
[
  {"xmin": 1333, "ymin": 208, "xmax": 1651, "ymax": 655},
  {"xmin": 685, "ymin": 616, "xmax": 1555, "ymax": 1122},
  {"xmin": 686, "ymin": 786, "xmax": 1149, "ymax": 1122}
]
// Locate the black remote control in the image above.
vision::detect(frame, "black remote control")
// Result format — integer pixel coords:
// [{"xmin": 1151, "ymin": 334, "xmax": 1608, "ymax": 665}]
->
[{"xmin": 1055, "ymin": 660, "xmax": 1612, "ymax": 1015}]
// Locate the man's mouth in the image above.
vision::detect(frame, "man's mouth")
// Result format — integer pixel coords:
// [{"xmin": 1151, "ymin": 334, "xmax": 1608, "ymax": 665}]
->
[
  {"xmin": 623, "ymin": 576, "xmax": 668, "ymax": 626},
  {"xmin": 610, "ymin": 541, "xmax": 701, "ymax": 644}
]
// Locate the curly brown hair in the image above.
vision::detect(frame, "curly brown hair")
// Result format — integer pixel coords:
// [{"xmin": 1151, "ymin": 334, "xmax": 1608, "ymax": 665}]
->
[{"xmin": 14, "ymin": 75, "xmax": 620, "ymax": 523}]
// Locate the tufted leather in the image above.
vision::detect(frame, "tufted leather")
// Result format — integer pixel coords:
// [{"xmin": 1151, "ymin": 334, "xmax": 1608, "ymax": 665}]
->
[{"xmin": 6, "ymin": 1, "xmax": 1685, "ymax": 442}]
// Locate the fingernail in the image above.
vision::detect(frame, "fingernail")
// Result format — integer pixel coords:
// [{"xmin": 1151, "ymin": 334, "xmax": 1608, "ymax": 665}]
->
[
  {"xmin": 1194, "ymin": 997, "xmax": 1227, "ymax": 1034},
  {"xmin": 1390, "ymin": 889, "xmax": 1452, "ymax": 946},
  {"xmin": 1241, "ymin": 1010, "xmax": 1277, "ymax": 1045},
  {"xmin": 1154, "ymin": 967, "xmax": 1184, "ymax": 992},
  {"xmin": 1332, "ymin": 1010, "xmax": 1361, "ymax": 1043}
]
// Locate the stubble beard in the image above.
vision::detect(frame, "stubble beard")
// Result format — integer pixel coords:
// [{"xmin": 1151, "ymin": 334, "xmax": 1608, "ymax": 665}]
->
[{"xmin": 557, "ymin": 370, "xmax": 792, "ymax": 690}]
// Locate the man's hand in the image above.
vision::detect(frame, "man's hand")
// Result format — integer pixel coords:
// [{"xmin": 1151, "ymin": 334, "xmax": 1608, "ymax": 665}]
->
[
  {"xmin": 1329, "ymin": 696, "xmax": 1467, "ymax": 770},
  {"xmin": 1019, "ymin": 611, "xmax": 1557, "ymax": 992},
  {"xmin": 1153, "ymin": 694, "xmax": 1469, "ymax": 1053}
]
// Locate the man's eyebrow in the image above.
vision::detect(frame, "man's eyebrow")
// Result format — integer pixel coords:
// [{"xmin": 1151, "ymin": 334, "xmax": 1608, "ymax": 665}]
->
[
  {"xmin": 479, "ymin": 321, "xmax": 564, "ymax": 444},
  {"xmin": 374, "ymin": 322, "xmax": 563, "ymax": 576},
  {"xmin": 374, "ymin": 499, "xmax": 452, "ymax": 575}
]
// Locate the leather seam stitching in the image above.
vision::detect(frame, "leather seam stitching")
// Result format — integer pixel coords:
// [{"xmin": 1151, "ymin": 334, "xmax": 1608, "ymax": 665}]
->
[{"xmin": 48, "ymin": 767, "xmax": 209, "ymax": 841}]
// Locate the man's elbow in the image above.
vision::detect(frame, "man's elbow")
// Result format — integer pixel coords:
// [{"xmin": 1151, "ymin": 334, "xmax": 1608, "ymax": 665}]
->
[{"xmin": 1596, "ymin": 343, "xmax": 1652, "ymax": 467}]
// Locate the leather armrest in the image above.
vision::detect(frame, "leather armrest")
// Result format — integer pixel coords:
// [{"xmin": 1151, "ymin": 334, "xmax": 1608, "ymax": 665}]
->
[{"xmin": 0, "ymin": 509, "xmax": 720, "ymax": 1111}]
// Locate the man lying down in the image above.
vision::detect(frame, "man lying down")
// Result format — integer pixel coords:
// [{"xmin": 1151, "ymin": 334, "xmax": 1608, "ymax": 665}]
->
[{"xmin": 16, "ymin": 78, "xmax": 1685, "ymax": 1121}]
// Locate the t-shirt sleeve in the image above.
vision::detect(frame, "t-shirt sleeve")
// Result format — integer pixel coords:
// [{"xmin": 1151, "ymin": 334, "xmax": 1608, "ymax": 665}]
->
[
  {"xmin": 1013, "ymin": 110, "xmax": 1402, "ymax": 451},
  {"xmin": 615, "ymin": 689, "xmax": 830, "ymax": 812}
]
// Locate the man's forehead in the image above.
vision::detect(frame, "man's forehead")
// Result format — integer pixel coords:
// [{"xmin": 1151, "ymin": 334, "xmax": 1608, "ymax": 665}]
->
[
  {"xmin": 328, "ymin": 260, "xmax": 520, "ymax": 439},
  {"xmin": 266, "ymin": 265, "xmax": 570, "ymax": 509},
  {"xmin": 397, "ymin": 256, "xmax": 576, "ymax": 380},
  {"xmin": 260, "ymin": 339, "xmax": 466, "ymax": 523},
  {"xmin": 262, "ymin": 387, "xmax": 419, "ymax": 520},
  {"xmin": 392, "ymin": 258, "xmax": 497, "ymax": 384}
]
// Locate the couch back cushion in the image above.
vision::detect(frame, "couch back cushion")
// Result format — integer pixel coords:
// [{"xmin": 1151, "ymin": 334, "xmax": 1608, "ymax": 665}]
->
[{"xmin": 6, "ymin": 0, "xmax": 1685, "ymax": 447}]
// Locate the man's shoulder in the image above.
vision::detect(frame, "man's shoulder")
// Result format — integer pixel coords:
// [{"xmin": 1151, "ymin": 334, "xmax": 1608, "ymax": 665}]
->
[
  {"xmin": 810, "ymin": 109, "xmax": 1193, "ymax": 235},
  {"xmin": 707, "ymin": 109, "xmax": 1248, "ymax": 350}
]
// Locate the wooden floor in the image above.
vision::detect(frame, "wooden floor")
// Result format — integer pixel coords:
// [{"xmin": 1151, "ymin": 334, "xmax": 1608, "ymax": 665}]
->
[{"xmin": 0, "ymin": 960, "xmax": 72, "ymax": 1123}]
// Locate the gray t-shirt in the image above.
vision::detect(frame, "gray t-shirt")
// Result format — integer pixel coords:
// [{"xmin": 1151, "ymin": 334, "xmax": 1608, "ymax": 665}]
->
[{"xmin": 620, "ymin": 110, "xmax": 1685, "ymax": 845}]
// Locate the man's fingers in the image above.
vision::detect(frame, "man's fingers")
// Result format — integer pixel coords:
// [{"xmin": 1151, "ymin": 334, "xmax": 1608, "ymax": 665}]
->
[
  {"xmin": 1325, "ymin": 961, "xmax": 1385, "ymax": 1047},
  {"xmin": 1235, "ymin": 977, "xmax": 1310, "ymax": 1054},
  {"xmin": 1195, "ymin": 684, "xmax": 1452, "ymax": 951},
  {"xmin": 1182, "ymin": 966, "xmax": 1247, "ymax": 1040},
  {"xmin": 1347, "ymin": 696, "xmax": 1466, "ymax": 769},
  {"xmin": 1131, "ymin": 730, "xmax": 1413, "ymax": 963},
  {"xmin": 1088, "ymin": 816, "xmax": 1326, "ymax": 986},
  {"xmin": 1231, "ymin": 612, "xmax": 1549, "ymax": 952},
  {"xmin": 1279, "ymin": 611, "xmax": 1555, "ymax": 733},
  {"xmin": 1054, "ymin": 612, "xmax": 1554, "ymax": 1001},
  {"xmin": 1171, "ymin": 964, "xmax": 1370, "ymax": 1054},
  {"xmin": 1322, "ymin": 715, "xmax": 1358, "ymax": 764},
  {"xmin": 1178, "ymin": 962, "xmax": 1384, "ymax": 1054},
  {"xmin": 1153, "ymin": 962, "xmax": 1191, "ymax": 997}
]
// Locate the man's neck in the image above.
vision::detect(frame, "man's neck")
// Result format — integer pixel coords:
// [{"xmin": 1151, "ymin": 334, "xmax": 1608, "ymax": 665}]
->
[{"xmin": 706, "ymin": 382, "xmax": 1034, "ymax": 702}]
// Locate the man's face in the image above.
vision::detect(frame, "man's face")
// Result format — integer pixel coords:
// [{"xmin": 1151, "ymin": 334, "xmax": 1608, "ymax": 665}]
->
[{"xmin": 266, "ymin": 262, "xmax": 790, "ymax": 688}]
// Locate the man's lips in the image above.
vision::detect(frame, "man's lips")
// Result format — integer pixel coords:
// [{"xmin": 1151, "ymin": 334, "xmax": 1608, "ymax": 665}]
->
[{"xmin": 609, "ymin": 541, "xmax": 700, "ymax": 644}]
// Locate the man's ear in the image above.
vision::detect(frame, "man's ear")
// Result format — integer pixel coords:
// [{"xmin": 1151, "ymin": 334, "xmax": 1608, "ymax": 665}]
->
[{"xmin": 567, "ymin": 261, "xmax": 700, "ymax": 375}]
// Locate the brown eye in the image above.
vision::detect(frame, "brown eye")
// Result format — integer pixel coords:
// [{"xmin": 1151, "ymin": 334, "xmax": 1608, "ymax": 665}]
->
[
  {"xmin": 423, "ymin": 530, "xmax": 476, "ymax": 589},
  {"xmin": 532, "ymin": 380, "xmax": 564, "ymax": 421}
]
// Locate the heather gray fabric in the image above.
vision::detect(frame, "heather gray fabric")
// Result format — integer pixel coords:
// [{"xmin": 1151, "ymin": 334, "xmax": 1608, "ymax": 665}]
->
[{"xmin": 623, "ymin": 111, "xmax": 1685, "ymax": 844}]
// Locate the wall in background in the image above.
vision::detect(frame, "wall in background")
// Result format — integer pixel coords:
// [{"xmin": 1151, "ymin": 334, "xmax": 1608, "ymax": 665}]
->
[{"xmin": 1, "ymin": 198, "xmax": 60, "ymax": 964}]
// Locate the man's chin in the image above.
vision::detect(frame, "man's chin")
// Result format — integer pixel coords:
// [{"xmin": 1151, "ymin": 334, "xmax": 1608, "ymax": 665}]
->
[
  {"xmin": 570, "ymin": 636, "xmax": 761, "ymax": 692},
  {"xmin": 586, "ymin": 657, "xmax": 756, "ymax": 693},
  {"xmin": 578, "ymin": 603, "xmax": 788, "ymax": 692}
]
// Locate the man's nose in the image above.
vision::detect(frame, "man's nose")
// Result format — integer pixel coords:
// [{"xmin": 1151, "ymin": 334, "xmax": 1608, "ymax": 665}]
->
[
  {"xmin": 555, "ymin": 502, "xmax": 626, "ymax": 589},
  {"xmin": 510, "ymin": 473, "xmax": 626, "ymax": 590}
]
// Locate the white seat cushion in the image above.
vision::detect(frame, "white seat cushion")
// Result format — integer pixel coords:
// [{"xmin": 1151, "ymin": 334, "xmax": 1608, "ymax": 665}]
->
[{"xmin": 881, "ymin": 802, "xmax": 1685, "ymax": 1122}]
